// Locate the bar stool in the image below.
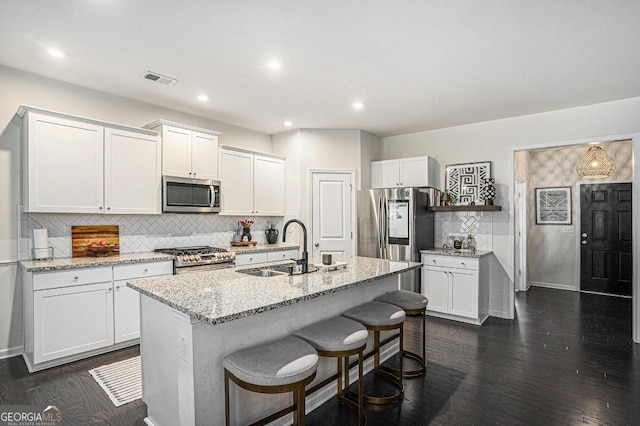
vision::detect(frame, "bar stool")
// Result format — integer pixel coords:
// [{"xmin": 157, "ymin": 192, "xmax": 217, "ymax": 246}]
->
[
  {"xmin": 342, "ymin": 301, "xmax": 406, "ymax": 405},
  {"xmin": 223, "ymin": 336, "xmax": 318, "ymax": 426},
  {"xmin": 375, "ymin": 290, "xmax": 428, "ymax": 377},
  {"xmin": 294, "ymin": 316, "xmax": 368, "ymax": 425}
]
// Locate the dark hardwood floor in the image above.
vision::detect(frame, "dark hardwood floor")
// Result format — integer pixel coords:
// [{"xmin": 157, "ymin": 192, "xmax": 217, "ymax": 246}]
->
[{"xmin": 1, "ymin": 287, "xmax": 638, "ymax": 425}]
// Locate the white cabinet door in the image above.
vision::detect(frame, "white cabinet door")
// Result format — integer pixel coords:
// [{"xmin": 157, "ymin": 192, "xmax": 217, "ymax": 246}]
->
[
  {"xmin": 219, "ymin": 149, "xmax": 254, "ymax": 215},
  {"xmin": 25, "ymin": 112, "xmax": 104, "ymax": 213},
  {"xmin": 114, "ymin": 280, "xmax": 141, "ymax": 343},
  {"xmin": 449, "ymin": 269, "xmax": 479, "ymax": 318},
  {"xmin": 371, "ymin": 160, "xmax": 400, "ymax": 188},
  {"xmin": 253, "ymin": 155, "xmax": 285, "ymax": 215},
  {"xmin": 191, "ymin": 131, "xmax": 218, "ymax": 180},
  {"xmin": 34, "ymin": 281, "xmax": 114, "ymax": 363},
  {"xmin": 423, "ymin": 266, "xmax": 449, "ymax": 313},
  {"xmin": 162, "ymin": 126, "xmax": 192, "ymax": 178},
  {"xmin": 104, "ymin": 128, "xmax": 161, "ymax": 214},
  {"xmin": 400, "ymin": 157, "xmax": 428, "ymax": 187}
]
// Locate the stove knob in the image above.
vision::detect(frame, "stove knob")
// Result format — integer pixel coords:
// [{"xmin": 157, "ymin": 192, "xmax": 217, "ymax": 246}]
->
[{"xmin": 195, "ymin": 255, "xmax": 201, "ymax": 261}]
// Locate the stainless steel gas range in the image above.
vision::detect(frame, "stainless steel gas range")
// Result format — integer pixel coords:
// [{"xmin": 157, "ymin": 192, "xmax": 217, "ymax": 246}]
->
[{"xmin": 154, "ymin": 246, "xmax": 236, "ymax": 274}]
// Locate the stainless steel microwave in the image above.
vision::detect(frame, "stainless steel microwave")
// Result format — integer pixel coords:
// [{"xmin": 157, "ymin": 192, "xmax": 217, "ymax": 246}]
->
[{"xmin": 162, "ymin": 176, "xmax": 221, "ymax": 213}]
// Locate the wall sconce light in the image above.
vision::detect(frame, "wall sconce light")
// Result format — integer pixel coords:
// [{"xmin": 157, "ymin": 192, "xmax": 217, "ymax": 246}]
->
[{"xmin": 576, "ymin": 145, "xmax": 615, "ymax": 179}]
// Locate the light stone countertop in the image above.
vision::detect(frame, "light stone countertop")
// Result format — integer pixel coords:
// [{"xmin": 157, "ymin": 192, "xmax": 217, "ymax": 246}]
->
[
  {"xmin": 420, "ymin": 248, "xmax": 493, "ymax": 258},
  {"xmin": 19, "ymin": 252, "xmax": 175, "ymax": 272},
  {"xmin": 127, "ymin": 256, "xmax": 422, "ymax": 325},
  {"xmin": 228, "ymin": 243, "xmax": 300, "ymax": 254}
]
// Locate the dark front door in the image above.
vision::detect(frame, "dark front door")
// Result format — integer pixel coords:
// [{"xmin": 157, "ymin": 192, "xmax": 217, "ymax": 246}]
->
[{"xmin": 580, "ymin": 183, "xmax": 632, "ymax": 295}]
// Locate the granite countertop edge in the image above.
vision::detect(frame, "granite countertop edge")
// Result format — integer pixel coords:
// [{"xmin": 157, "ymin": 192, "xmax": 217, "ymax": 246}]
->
[
  {"xmin": 19, "ymin": 252, "xmax": 175, "ymax": 272},
  {"xmin": 128, "ymin": 260, "xmax": 423, "ymax": 325},
  {"xmin": 420, "ymin": 248, "xmax": 493, "ymax": 258}
]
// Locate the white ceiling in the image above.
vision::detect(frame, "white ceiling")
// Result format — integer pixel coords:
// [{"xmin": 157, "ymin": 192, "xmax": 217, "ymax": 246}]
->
[{"xmin": 1, "ymin": 1, "xmax": 640, "ymax": 137}]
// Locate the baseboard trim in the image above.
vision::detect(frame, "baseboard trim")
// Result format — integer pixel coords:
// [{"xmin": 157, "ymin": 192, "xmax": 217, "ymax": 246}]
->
[
  {"xmin": 530, "ymin": 281, "xmax": 577, "ymax": 292},
  {"xmin": 0, "ymin": 345, "xmax": 23, "ymax": 360}
]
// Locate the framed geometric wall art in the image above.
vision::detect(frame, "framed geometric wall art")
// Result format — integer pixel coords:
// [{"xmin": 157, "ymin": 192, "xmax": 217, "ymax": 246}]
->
[
  {"xmin": 535, "ymin": 187, "xmax": 572, "ymax": 224},
  {"xmin": 445, "ymin": 161, "xmax": 491, "ymax": 205}
]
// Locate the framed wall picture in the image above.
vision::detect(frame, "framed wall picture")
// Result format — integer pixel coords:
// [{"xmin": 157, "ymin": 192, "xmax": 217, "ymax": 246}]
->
[
  {"xmin": 445, "ymin": 161, "xmax": 491, "ymax": 205},
  {"xmin": 536, "ymin": 187, "xmax": 572, "ymax": 224}
]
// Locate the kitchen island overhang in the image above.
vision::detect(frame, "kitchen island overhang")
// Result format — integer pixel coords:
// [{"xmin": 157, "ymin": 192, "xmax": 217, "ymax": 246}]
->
[{"xmin": 128, "ymin": 256, "xmax": 422, "ymax": 426}]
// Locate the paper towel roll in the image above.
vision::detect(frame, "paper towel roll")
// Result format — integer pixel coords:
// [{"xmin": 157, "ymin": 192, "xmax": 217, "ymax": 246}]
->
[
  {"xmin": 34, "ymin": 248, "xmax": 51, "ymax": 259},
  {"xmin": 33, "ymin": 229, "xmax": 49, "ymax": 249}
]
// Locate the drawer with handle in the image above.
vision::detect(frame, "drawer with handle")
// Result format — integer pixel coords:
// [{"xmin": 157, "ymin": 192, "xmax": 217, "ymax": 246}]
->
[
  {"xmin": 422, "ymin": 255, "xmax": 479, "ymax": 271},
  {"xmin": 33, "ymin": 267, "xmax": 113, "ymax": 291},
  {"xmin": 113, "ymin": 261, "xmax": 174, "ymax": 280}
]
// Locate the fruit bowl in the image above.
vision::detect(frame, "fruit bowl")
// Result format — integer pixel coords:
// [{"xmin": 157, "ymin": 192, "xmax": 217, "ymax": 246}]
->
[{"xmin": 87, "ymin": 245, "xmax": 119, "ymax": 256}]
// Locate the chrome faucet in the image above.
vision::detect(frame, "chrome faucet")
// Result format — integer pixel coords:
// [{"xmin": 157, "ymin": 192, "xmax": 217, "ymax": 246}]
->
[{"xmin": 282, "ymin": 219, "xmax": 308, "ymax": 273}]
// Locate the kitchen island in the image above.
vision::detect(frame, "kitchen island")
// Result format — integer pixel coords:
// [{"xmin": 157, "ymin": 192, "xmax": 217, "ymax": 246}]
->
[{"xmin": 128, "ymin": 256, "xmax": 422, "ymax": 426}]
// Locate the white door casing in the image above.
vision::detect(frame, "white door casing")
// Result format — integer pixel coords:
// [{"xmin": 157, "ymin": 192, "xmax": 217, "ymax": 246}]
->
[
  {"xmin": 514, "ymin": 178, "xmax": 528, "ymax": 291},
  {"xmin": 310, "ymin": 171, "xmax": 355, "ymax": 259}
]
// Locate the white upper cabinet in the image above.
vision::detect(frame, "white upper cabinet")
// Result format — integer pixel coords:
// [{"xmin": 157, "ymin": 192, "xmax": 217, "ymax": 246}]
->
[
  {"xmin": 104, "ymin": 127, "xmax": 162, "ymax": 214},
  {"xmin": 219, "ymin": 146, "xmax": 285, "ymax": 216},
  {"xmin": 21, "ymin": 108, "xmax": 161, "ymax": 214},
  {"xmin": 146, "ymin": 120, "xmax": 221, "ymax": 180},
  {"xmin": 371, "ymin": 156, "xmax": 440, "ymax": 189}
]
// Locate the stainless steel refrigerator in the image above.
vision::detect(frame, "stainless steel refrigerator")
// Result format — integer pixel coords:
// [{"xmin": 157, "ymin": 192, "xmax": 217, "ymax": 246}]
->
[{"xmin": 357, "ymin": 187, "xmax": 435, "ymax": 293}]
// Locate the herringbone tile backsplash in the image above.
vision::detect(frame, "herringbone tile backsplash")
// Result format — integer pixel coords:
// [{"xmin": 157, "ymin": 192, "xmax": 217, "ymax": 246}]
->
[
  {"xmin": 21, "ymin": 213, "xmax": 283, "ymax": 259},
  {"xmin": 435, "ymin": 212, "xmax": 492, "ymax": 250}
]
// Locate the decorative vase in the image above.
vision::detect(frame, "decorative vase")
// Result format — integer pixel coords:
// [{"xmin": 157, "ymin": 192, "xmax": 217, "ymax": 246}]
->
[
  {"xmin": 265, "ymin": 228, "xmax": 279, "ymax": 244},
  {"xmin": 483, "ymin": 178, "xmax": 496, "ymax": 206},
  {"xmin": 242, "ymin": 227, "xmax": 252, "ymax": 242}
]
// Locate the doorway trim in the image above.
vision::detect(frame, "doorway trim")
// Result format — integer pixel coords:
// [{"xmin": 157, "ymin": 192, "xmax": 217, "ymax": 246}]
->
[
  {"xmin": 508, "ymin": 131, "xmax": 640, "ymax": 343},
  {"xmin": 308, "ymin": 169, "xmax": 357, "ymax": 257},
  {"xmin": 515, "ymin": 178, "xmax": 528, "ymax": 291}
]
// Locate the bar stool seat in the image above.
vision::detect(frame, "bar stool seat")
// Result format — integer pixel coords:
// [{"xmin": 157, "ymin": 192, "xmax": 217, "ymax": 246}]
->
[
  {"xmin": 342, "ymin": 301, "xmax": 406, "ymax": 405},
  {"xmin": 375, "ymin": 290, "xmax": 428, "ymax": 377},
  {"xmin": 295, "ymin": 317, "xmax": 368, "ymax": 425},
  {"xmin": 224, "ymin": 336, "xmax": 318, "ymax": 426}
]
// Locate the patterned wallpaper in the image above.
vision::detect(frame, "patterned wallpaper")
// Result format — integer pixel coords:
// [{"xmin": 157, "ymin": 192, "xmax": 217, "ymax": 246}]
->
[
  {"xmin": 19, "ymin": 212, "xmax": 284, "ymax": 260},
  {"xmin": 527, "ymin": 140, "xmax": 632, "ymax": 289}
]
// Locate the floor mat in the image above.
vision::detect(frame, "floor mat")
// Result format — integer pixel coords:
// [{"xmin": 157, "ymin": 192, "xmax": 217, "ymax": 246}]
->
[{"xmin": 88, "ymin": 356, "xmax": 141, "ymax": 407}]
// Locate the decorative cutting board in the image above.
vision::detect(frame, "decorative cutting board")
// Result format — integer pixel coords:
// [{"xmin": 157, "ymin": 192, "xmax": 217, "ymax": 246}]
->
[{"xmin": 72, "ymin": 225, "xmax": 120, "ymax": 257}]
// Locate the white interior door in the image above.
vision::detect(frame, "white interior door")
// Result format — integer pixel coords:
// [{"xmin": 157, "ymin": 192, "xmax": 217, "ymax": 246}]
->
[{"xmin": 311, "ymin": 171, "xmax": 354, "ymax": 259}]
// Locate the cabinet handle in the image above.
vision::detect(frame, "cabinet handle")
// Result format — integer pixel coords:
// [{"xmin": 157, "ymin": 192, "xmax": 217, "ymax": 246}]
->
[
  {"xmin": 107, "ymin": 207, "xmax": 111, "ymax": 210},
  {"xmin": 108, "ymin": 287, "xmax": 112, "ymax": 292},
  {"xmin": 432, "ymin": 259, "xmax": 436, "ymax": 263},
  {"xmin": 116, "ymin": 285, "xmax": 121, "ymax": 290},
  {"xmin": 99, "ymin": 206, "xmax": 103, "ymax": 210},
  {"xmin": 144, "ymin": 268, "xmax": 148, "ymax": 273},
  {"xmin": 255, "ymin": 210, "xmax": 258, "ymax": 214},
  {"xmin": 249, "ymin": 257, "xmax": 253, "ymax": 261},
  {"xmin": 193, "ymin": 172, "xmax": 196, "ymax": 176},
  {"xmin": 74, "ymin": 276, "xmax": 79, "ymax": 281},
  {"xmin": 461, "ymin": 262, "xmax": 465, "ymax": 266}
]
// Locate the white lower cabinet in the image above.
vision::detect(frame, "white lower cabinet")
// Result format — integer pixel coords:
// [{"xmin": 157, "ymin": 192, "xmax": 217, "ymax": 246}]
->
[
  {"xmin": 34, "ymin": 281, "xmax": 114, "ymax": 364},
  {"xmin": 23, "ymin": 260, "xmax": 173, "ymax": 372},
  {"xmin": 421, "ymin": 254, "xmax": 489, "ymax": 325}
]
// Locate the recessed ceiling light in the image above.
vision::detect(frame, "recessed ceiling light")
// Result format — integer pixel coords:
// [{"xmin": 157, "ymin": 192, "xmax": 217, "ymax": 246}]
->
[
  {"xmin": 266, "ymin": 60, "xmax": 282, "ymax": 70},
  {"xmin": 197, "ymin": 94, "xmax": 209, "ymax": 102},
  {"xmin": 352, "ymin": 101, "xmax": 365, "ymax": 110},
  {"xmin": 284, "ymin": 120, "xmax": 293, "ymax": 127},
  {"xmin": 46, "ymin": 48, "xmax": 66, "ymax": 58}
]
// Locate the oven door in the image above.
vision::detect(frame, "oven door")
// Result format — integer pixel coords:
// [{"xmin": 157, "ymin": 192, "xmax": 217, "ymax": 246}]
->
[{"xmin": 163, "ymin": 176, "xmax": 221, "ymax": 213}]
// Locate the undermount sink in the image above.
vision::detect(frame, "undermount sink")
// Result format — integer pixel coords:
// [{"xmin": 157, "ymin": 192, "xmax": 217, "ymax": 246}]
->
[
  {"xmin": 238, "ymin": 268, "xmax": 289, "ymax": 277},
  {"xmin": 237, "ymin": 263, "xmax": 318, "ymax": 277}
]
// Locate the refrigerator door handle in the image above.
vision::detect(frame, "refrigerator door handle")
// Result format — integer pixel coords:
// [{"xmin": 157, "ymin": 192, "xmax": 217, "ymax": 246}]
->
[
  {"xmin": 378, "ymin": 196, "xmax": 384, "ymax": 249},
  {"xmin": 382, "ymin": 197, "xmax": 388, "ymax": 255}
]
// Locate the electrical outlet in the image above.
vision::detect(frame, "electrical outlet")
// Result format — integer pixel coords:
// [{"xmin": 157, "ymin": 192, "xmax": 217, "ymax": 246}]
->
[
  {"xmin": 178, "ymin": 334, "xmax": 189, "ymax": 361},
  {"xmin": 562, "ymin": 226, "xmax": 574, "ymax": 233}
]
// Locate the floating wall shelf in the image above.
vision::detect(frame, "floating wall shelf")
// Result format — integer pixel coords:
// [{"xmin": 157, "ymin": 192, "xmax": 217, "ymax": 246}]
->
[{"xmin": 428, "ymin": 205, "xmax": 502, "ymax": 212}]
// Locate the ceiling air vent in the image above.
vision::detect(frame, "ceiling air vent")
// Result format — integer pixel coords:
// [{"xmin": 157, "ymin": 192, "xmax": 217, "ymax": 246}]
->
[{"xmin": 142, "ymin": 71, "xmax": 178, "ymax": 86}]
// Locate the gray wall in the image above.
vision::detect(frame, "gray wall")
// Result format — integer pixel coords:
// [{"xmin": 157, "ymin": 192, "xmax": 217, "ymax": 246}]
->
[{"xmin": 527, "ymin": 140, "xmax": 633, "ymax": 290}]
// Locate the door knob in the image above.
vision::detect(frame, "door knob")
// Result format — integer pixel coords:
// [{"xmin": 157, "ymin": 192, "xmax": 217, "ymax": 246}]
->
[
  {"xmin": 314, "ymin": 243, "xmax": 319, "ymax": 247},
  {"xmin": 581, "ymin": 240, "xmax": 587, "ymax": 245}
]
